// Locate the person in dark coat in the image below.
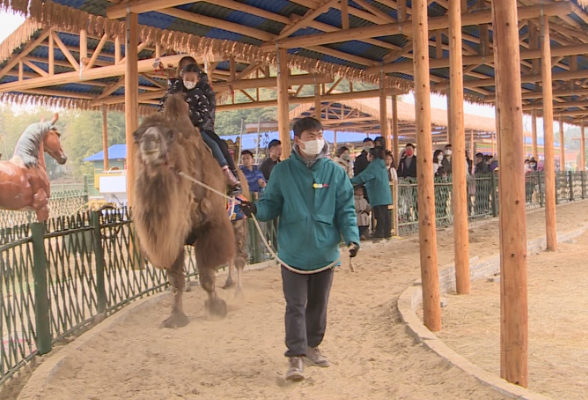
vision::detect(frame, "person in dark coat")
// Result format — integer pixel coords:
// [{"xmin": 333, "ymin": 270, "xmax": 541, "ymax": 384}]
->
[
  {"xmin": 475, "ymin": 153, "xmax": 490, "ymax": 213},
  {"xmin": 398, "ymin": 143, "xmax": 417, "ymax": 178},
  {"xmin": 259, "ymin": 139, "xmax": 282, "ymax": 181},
  {"xmin": 353, "ymin": 138, "xmax": 374, "ymax": 176},
  {"xmin": 441, "ymin": 143, "xmax": 453, "ymax": 175}
]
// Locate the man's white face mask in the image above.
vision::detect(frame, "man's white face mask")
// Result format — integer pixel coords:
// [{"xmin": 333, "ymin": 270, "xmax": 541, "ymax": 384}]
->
[{"xmin": 300, "ymin": 138, "xmax": 325, "ymax": 157}]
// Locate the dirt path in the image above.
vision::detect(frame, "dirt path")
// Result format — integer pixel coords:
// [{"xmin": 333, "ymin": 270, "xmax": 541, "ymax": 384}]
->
[
  {"xmin": 18, "ymin": 201, "xmax": 588, "ymax": 400},
  {"xmin": 437, "ymin": 228, "xmax": 588, "ymax": 400}
]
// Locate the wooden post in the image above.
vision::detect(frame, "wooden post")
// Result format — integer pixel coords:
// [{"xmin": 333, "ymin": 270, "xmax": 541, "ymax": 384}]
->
[
  {"xmin": 314, "ymin": 76, "xmax": 321, "ymax": 122},
  {"xmin": 492, "ymin": 0, "xmax": 528, "ymax": 387},
  {"xmin": 48, "ymin": 30, "xmax": 54, "ymax": 75},
  {"xmin": 277, "ymin": 47, "xmax": 291, "ymax": 159},
  {"xmin": 102, "ymin": 104, "xmax": 109, "ymax": 171},
  {"xmin": 581, "ymin": 120, "xmax": 586, "ymax": 172},
  {"xmin": 125, "ymin": 12, "xmax": 139, "ymax": 207},
  {"xmin": 492, "ymin": 132, "xmax": 496, "ymax": 156},
  {"xmin": 380, "ymin": 77, "xmax": 390, "ymax": 150},
  {"xmin": 392, "ymin": 94, "xmax": 399, "ymax": 166},
  {"xmin": 531, "ymin": 108, "xmax": 538, "ymax": 160},
  {"xmin": 115, "ymin": 35, "xmax": 121, "ymax": 64},
  {"xmin": 559, "ymin": 117, "xmax": 565, "ymax": 171},
  {"xmin": 334, "ymin": 130, "xmax": 338, "ymax": 150},
  {"xmin": 340, "ymin": 0, "xmax": 349, "ymax": 29},
  {"xmin": 80, "ymin": 29, "xmax": 87, "ymax": 66},
  {"xmin": 470, "ymin": 129, "xmax": 474, "ymax": 173},
  {"xmin": 449, "ymin": 0, "xmax": 470, "ymax": 294},
  {"xmin": 541, "ymin": 15, "xmax": 557, "ymax": 252},
  {"xmin": 412, "ymin": 0, "xmax": 441, "ymax": 332}
]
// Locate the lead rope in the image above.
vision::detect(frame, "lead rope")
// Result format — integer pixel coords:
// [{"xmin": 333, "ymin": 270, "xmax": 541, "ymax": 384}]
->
[{"xmin": 176, "ymin": 171, "xmax": 341, "ymax": 275}]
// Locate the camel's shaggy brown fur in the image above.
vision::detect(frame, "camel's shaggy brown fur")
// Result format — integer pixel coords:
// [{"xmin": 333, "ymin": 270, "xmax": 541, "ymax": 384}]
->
[{"xmin": 132, "ymin": 94, "xmax": 235, "ymax": 326}]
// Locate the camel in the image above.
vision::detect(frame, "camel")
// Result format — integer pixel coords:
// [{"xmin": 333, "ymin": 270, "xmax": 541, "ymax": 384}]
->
[
  {"xmin": 132, "ymin": 94, "xmax": 235, "ymax": 328},
  {"xmin": 222, "ymin": 170, "xmax": 250, "ymax": 297}
]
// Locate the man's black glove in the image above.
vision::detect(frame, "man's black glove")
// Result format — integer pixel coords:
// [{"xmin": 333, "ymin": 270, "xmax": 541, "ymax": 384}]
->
[
  {"xmin": 348, "ymin": 242, "xmax": 360, "ymax": 258},
  {"xmin": 240, "ymin": 200, "xmax": 257, "ymax": 217}
]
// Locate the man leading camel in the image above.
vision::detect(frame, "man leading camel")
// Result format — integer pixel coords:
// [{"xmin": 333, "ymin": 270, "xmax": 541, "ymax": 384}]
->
[{"xmin": 241, "ymin": 117, "xmax": 360, "ymax": 382}]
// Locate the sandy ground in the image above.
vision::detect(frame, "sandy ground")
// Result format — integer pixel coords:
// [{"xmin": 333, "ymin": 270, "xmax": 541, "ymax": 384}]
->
[
  {"xmin": 14, "ymin": 200, "xmax": 588, "ymax": 400},
  {"xmin": 437, "ymin": 229, "xmax": 588, "ymax": 400}
]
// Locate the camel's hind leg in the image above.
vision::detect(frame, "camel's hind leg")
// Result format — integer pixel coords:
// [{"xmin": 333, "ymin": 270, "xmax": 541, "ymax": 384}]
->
[
  {"xmin": 161, "ymin": 248, "xmax": 189, "ymax": 328},
  {"xmin": 232, "ymin": 219, "xmax": 248, "ymax": 298},
  {"xmin": 222, "ymin": 260, "xmax": 235, "ymax": 290}
]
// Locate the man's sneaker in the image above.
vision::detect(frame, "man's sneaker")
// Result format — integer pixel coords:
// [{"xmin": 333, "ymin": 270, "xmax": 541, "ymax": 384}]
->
[
  {"xmin": 285, "ymin": 356, "xmax": 304, "ymax": 381},
  {"xmin": 305, "ymin": 346, "xmax": 330, "ymax": 367}
]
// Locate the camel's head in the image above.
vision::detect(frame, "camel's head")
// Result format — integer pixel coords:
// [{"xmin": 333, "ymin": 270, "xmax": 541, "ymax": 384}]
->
[{"xmin": 133, "ymin": 120, "xmax": 176, "ymax": 167}]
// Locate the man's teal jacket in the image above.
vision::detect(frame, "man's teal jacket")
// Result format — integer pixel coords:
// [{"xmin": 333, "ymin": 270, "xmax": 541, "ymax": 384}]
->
[{"xmin": 351, "ymin": 159, "xmax": 393, "ymax": 207}]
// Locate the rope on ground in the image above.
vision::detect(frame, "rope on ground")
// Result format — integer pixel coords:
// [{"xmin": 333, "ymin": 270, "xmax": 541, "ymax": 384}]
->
[{"xmin": 176, "ymin": 171, "xmax": 340, "ymax": 275}]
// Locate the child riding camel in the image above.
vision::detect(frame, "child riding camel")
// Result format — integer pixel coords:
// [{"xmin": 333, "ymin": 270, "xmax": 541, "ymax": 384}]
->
[{"xmin": 160, "ymin": 56, "xmax": 241, "ymax": 195}]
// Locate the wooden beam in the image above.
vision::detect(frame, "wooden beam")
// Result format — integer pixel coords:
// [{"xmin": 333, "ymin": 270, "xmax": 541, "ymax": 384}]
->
[
  {"xmin": 353, "ymin": 0, "xmax": 396, "ymax": 24},
  {"xmin": 107, "ymin": 0, "xmax": 194, "ymax": 18},
  {"xmin": 93, "ymin": 77, "xmax": 125, "ymax": 103},
  {"xmin": 314, "ymin": 77, "xmax": 322, "ymax": 122},
  {"xmin": 341, "ymin": 0, "xmax": 349, "ymax": 29},
  {"xmin": 102, "ymin": 104, "xmax": 109, "ymax": 171},
  {"xmin": 435, "ymin": 31, "xmax": 443, "ymax": 59},
  {"xmin": 368, "ymin": 43, "xmax": 588, "ymax": 75},
  {"xmin": 492, "ymin": 0, "xmax": 528, "ymax": 388},
  {"xmin": 48, "ymin": 30, "xmax": 54, "ymax": 76},
  {"xmin": 0, "ymin": 29, "xmax": 50, "ymax": 79},
  {"xmin": 413, "ymin": 0, "xmax": 441, "ymax": 332},
  {"xmin": 262, "ymin": 2, "xmax": 571, "ymax": 51},
  {"xmin": 86, "ymin": 34, "xmax": 109, "ymax": 70},
  {"xmin": 18, "ymin": 61, "xmax": 23, "ymax": 81},
  {"xmin": 449, "ymin": 0, "xmax": 470, "ymax": 295},
  {"xmin": 52, "ymin": 32, "xmax": 80, "ymax": 72},
  {"xmin": 522, "ymin": 88, "xmax": 588, "ymax": 100},
  {"xmin": 277, "ymin": 48, "xmax": 291, "ymax": 159},
  {"xmin": 276, "ymin": 0, "xmax": 339, "ymax": 40},
  {"xmin": 541, "ymin": 16, "xmax": 557, "ymax": 252},
  {"xmin": 398, "ymin": 0, "xmax": 407, "ymax": 22},
  {"xmin": 523, "ymin": 100, "xmax": 588, "ymax": 111},
  {"xmin": 22, "ymin": 60, "xmax": 48, "ymax": 77},
  {"xmin": 559, "ymin": 116, "xmax": 565, "ymax": 171},
  {"xmin": 125, "ymin": 12, "xmax": 139, "ymax": 207}
]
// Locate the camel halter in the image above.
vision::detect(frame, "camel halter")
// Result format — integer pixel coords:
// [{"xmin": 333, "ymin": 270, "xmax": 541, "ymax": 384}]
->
[{"xmin": 175, "ymin": 171, "xmax": 341, "ymax": 275}]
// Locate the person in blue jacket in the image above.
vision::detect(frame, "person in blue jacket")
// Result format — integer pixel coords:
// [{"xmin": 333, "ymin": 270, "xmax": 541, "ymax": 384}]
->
[
  {"xmin": 351, "ymin": 147, "xmax": 393, "ymax": 239},
  {"xmin": 240, "ymin": 117, "xmax": 360, "ymax": 382}
]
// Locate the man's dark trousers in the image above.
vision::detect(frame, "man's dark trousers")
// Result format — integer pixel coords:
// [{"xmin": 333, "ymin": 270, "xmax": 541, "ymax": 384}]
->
[{"xmin": 281, "ymin": 266, "xmax": 334, "ymax": 357}]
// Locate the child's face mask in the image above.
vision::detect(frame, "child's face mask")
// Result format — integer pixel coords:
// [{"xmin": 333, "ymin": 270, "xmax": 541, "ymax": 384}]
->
[{"xmin": 183, "ymin": 81, "xmax": 197, "ymax": 90}]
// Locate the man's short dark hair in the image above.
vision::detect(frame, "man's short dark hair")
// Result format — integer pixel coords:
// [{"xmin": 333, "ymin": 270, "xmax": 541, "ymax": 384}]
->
[
  {"xmin": 179, "ymin": 56, "xmax": 197, "ymax": 68},
  {"xmin": 445, "ymin": 144, "xmax": 452, "ymax": 148},
  {"xmin": 336, "ymin": 146, "xmax": 349, "ymax": 157},
  {"xmin": 241, "ymin": 150, "xmax": 254, "ymax": 157},
  {"xmin": 405, "ymin": 143, "xmax": 415, "ymax": 149},
  {"xmin": 268, "ymin": 139, "xmax": 281, "ymax": 149},
  {"xmin": 374, "ymin": 136, "xmax": 385, "ymax": 147},
  {"xmin": 476, "ymin": 152, "xmax": 484, "ymax": 158},
  {"xmin": 363, "ymin": 137, "xmax": 374, "ymax": 143},
  {"xmin": 293, "ymin": 117, "xmax": 323, "ymax": 138}
]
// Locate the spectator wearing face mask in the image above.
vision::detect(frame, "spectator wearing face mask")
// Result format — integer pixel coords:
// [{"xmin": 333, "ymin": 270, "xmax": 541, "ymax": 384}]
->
[
  {"xmin": 354, "ymin": 138, "xmax": 374, "ymax": 176},
  {"xmin": 260, "ymin": 139, "xmax": 282, "ymax": 181},
  {"xmin": 433, "ymin": 149, "xmax": 444, "ymax": 175},
  {"xmin": 398, "ymin": 143, "xmax": 417, "ymax": 178},
  {"xmin": 333, "ymin": 146, "xmax": 353, "ymax": 178},
  {"xmin": 442, "ymin": 144, "xmax": 453, "ymax": 175},
  {"xmin": 240, "ymin": 117, "xmax": 359, "ymax": 382}
]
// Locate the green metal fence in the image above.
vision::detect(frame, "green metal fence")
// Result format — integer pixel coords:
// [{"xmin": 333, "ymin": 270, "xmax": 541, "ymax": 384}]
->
[
  {"xmin": 397, "ymin": 171, "xmax": 588, "ymax": 236},
  {"xmin": 0, "ymin": 207, "xmax": 277, "ymax": 386}
]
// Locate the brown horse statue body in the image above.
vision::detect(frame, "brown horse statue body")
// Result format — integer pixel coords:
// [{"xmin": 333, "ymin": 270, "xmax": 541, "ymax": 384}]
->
[
  {"xmin": 132, "ymin": 94, "xmax": 235, "ymax": 328},
  {"xmin": 0, "ymin": 114, "xmax": 67, "ymax": 221}
]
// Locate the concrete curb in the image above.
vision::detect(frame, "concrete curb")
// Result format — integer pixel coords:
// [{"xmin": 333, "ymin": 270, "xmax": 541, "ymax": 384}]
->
[
  {"xmin": 397, "ymin": 223, "xmax": 588, "ymax": 400},
  {"xmin": 17, "ymin": 259, "xmax": 279, "ymax": 400}
]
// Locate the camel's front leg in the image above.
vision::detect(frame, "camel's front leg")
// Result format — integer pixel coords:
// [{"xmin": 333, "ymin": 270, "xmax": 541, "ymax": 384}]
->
[
  {"xmin": 233, "ymin": 219, "xmax": 248, "ymax": 298},
  {"xmin": 161, "ymin": 248, "xmax": 189, "ymax": 328},
  {"xmin": 199, "ymin": 265, "xmax": 227, "ymax": 318}
]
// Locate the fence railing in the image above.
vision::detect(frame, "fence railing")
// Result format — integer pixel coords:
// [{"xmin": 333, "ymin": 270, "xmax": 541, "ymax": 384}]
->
[
  {"xmin": 0, "ymin": 207, "xmax": 277, "ymax": 385},
  {"xmin": 396, "ymin": 171, "xmax": 587, "ymax": 235}
]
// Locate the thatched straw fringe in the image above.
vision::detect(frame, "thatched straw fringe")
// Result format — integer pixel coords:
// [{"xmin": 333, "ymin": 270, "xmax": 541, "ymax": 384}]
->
[
  {"xmin": 0, "ymin": 19, "xmax": 43, "ymax": 63},
  {"xmin": 0, "ymin": 93, "xmax": 156, "ymax": 116},
  {"xmin": 16, "ymin": 0, "xmax": 412, "ymax": 90}
]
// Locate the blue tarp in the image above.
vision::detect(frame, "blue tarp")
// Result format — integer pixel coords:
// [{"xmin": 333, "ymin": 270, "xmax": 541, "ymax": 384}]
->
[{"xmin": 83, "ymin": 144, "xmax": 127, "ymax": 162}]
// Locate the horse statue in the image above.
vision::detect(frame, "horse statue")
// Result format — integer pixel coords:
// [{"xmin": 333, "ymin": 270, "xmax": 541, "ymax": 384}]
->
[{"xmin": 0, "ymin": 113, "xmax": 67, "ymax": 221}]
